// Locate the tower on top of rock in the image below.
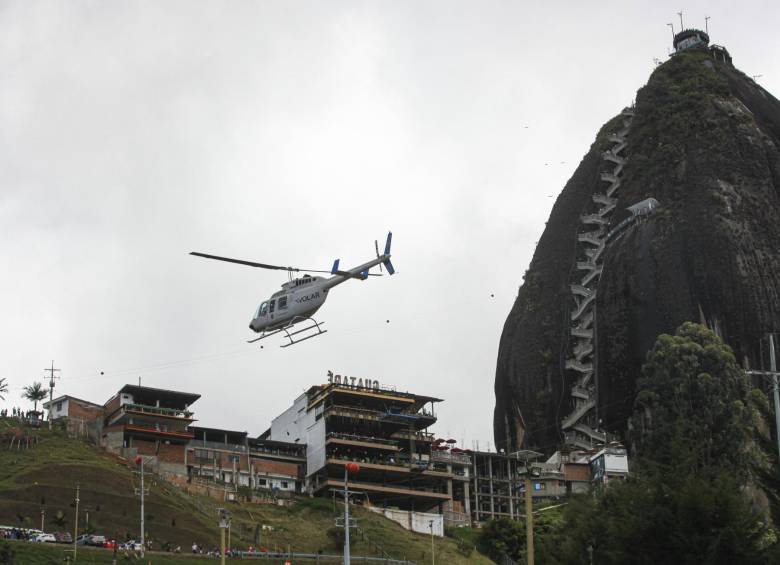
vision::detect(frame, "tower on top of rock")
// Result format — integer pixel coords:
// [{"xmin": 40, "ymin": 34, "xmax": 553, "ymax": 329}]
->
[
  {"xmin": 673, "ymin": 28, "xmax": 710, "ymax": 52},
  {"xmin": 672, "ymin": 27, "xmax": 733, "ymax": 65}
]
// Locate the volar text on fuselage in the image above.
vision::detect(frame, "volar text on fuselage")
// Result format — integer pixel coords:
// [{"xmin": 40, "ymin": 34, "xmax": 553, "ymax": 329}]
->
[{"xmin": 296, "ymin": 292, "xmax": 320, "ymax": 304}]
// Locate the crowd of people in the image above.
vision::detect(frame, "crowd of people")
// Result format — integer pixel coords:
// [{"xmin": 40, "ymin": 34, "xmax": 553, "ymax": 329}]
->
[
  {"xmin": 0, "ymin": 527, "xmax": 38, "ymax": 541},
  {"xmin": 0, "ymin": 407, "xmax": 42, "ymax": 421}
]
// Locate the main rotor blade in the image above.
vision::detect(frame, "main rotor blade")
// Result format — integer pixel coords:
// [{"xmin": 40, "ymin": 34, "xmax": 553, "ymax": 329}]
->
[{"xmin": 189, "ymin": 252, "xmax": 332, "ymax": 273}]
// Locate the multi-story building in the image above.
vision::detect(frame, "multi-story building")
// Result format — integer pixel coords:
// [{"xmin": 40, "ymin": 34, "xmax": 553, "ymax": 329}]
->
[
  {"xmin": 102, "ymin": 384, "xmax": 200, "ymax": 475},
  {"xmin": 187, "ymin": 426, "xmax": 305, "ymax": 493},
  {"xmin": 469, "ymin": 450, "xmax": 565, "ymax": 524},
  {"xmin": 269, "ymin": 380, "xmax": 451, "ymax": 515},
  {"xmin": 589, "ymin": 445, "xmax": 629, "ymax": 486},
  {"xmin": 42, "ymin": 395, "xmax": 104, "ymax": 438}
]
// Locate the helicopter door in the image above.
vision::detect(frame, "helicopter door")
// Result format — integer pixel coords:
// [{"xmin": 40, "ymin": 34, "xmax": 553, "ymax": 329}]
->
[
  {"xmin": 278, "ymin": 295, "xmax": 288, "ymax": 313},
  {"xmin": 269, "ymin": 299, "xmax": 276, "ymax": 320}
]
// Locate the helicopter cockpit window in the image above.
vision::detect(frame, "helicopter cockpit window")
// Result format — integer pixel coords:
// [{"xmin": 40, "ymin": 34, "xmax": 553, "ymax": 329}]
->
[{"xmin": 258, "ymin": 302, "xmax": 268, "ymax": 317}]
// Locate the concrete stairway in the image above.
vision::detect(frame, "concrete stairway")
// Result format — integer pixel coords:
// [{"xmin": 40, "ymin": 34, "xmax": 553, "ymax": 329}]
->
[{"xmin": 561, "ymin": 106, "xmax": 634, "ymax": 449}]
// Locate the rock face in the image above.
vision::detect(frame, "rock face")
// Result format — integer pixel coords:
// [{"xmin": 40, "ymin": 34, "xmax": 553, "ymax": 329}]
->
[{"xmin": 494, "ymin": 46, "xmax": 780, "ymax": 453}]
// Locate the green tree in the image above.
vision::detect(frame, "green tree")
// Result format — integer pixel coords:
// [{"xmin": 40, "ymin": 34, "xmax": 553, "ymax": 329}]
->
[
  {"xmin": 542, "ymin": 323, "xmax": 776, "ymax": 565},
  {"xmin": 22, "ymin": 381, "xmax": 48, "ymax": 413},
  {"xmin": 477, "ymin": 517, "xmax": 526, "ymax": 562},
  {"xmin": 632, "ymin": 322, "xmax": 765, "ymax": 478}
]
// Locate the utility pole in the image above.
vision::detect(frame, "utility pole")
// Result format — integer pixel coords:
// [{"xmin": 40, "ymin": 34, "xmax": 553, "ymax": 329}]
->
[
  {"xmin": 344, "ymin": 466, "xmax": 352, "ymax": 565},
  {"xmin": 525, "ymin": 475, "xmax": 534, "ymax": 565},
  {"xmin": 748, "ymin": 333, "xmax": 780, "ymax": 467},
  {"xmin": 768, "ymin": 334, "xmax": 780, "ymax": 461},
  {"xmin": 40, "ymin": 504, "xmax": 45, "ymax": 531},
  {"xmin": 134, "ymin": 456, "xmax": 149, "ymax": 557},
  {"xmin": 705, "ymin": 15, "xmax": 710, "ymax": 34},
  {"xmin": 677, "ymin": 11, "xmax": 684, "ymax": 31},
  {"xmin": 428, "ymin": 520, "xmax": 435, "ymax": 565},
  {"xmin": 44, "ymin": 361, "xmax": 60, "ymax": 431},
  {"xmin": 218, "ymin": 508, "xmax": 231, "ymax": 565},
  {"xmin": 336, "ymin": 463, "xmax": 360, "ymax": 565},
  {"xmin": 667, "ymin": 23, "xmax": 675, "ymax": 41},
  {"xmin": 73, "ymin": 483, "xmax": 80, "ymax": 562}
]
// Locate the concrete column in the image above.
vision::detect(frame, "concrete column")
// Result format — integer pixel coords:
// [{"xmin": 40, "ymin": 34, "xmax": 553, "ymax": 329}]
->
[
  {"xmin": 463, "ymin": 480, "xmax": 472, "ymax": 526},
  {"xmin": 473, "ymin": 456, "xmax": 480, "ymax": 523},
  {"xmin": 507, "ymin": 458, "xmax": 514, "ymax": 519},
  {"xmin": 446, "ymin": 464, "xmax": 453, "ymax": 498},
  {"xmin": 488, "ymin": 456, "xmax": 495, "ymax": 516}
]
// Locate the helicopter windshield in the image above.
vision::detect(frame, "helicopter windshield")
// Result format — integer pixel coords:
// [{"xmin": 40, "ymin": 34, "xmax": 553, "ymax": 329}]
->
[{"xmin": 254, "ymin": 301, "xmax": 269, "ymax": 318}]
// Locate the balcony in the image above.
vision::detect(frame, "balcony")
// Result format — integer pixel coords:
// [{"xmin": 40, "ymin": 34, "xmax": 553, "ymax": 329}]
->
[
  {"xmin": 124, "ymin": 403, "xmax": 193, "ymax": 419},
  {"xmin": 125, "ymin": 424, "xmax": 194, "ymax": 440},
  {"xmin": 326, "ymin": 432, "xmax": 399, "ymax": 451},
  {"xmin": 431, "ymin": 451, "xmax": 472, "ymax": 465},
  {"xmin": 391, "ymin": 430, "xmax": 435, "ymax": 443}
]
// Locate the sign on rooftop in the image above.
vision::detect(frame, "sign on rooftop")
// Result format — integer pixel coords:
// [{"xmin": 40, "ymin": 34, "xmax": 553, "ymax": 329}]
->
[{"xmin": 327, "ymin": 370, "xmax": 381, "ymax": 391}]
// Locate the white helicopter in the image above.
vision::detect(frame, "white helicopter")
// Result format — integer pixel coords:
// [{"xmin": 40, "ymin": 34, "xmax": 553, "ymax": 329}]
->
[{"xmin": 190, "ymin": 232, "xmax": 395, "ymax": 347}]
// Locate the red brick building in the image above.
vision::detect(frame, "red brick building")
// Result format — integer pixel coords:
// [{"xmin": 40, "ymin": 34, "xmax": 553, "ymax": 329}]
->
[{"xmin": 102, "ymin": 384, "xmax": 200, "ymax": 475}]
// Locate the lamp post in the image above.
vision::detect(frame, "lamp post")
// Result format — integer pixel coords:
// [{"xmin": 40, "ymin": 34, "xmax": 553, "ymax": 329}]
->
[
  {"xmin": 218, "ymin": 508, "xmax": 231, "ymax": 565},
  {"xmin": 428, "ymin": 520, "xmax": 435, "ymax": 565},
  {"xmin": 748, "ymin": 334, "xmax": 780, "ymax": 466},
  {"xmin": 73, "ymin": 483, "xmax": 80, "ymax": 562},
  {"xmin": 134, "ymin": 456, "xmax": 148, "ymax": 557},
  {"xmin": 343, "ymin": 462, "xmax": 360, "ymax": 565}
]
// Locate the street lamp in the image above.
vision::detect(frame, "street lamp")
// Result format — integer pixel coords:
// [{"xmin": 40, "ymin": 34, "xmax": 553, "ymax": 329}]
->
[
  {"xmin": 134, "ymin": 456, "xmax": 149, "ymax": 557},
  {"xmin": 343, "ymin": 462, "xmax": 360, "ymax": 565},
  {"xmin": 428, "ymin": 520, "xmax": 435, "ymax": 565},
  {"xmin": 217, "ymin": 508, "xmax": 231, "ymax": 565}
]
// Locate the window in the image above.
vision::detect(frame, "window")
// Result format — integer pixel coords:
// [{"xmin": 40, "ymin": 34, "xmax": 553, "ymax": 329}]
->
[
  {"xmin": 228, "ymin": 454, "xmax": 240, "ymax": 463},
  {"xmin": 281, "ymin": 481, "xmax": 289, "ymax": 488},
  {"xmin": 56, "ymin": 402, "xmax": 63, "ymax": 411},
  {"xmin": 257, "ymin": 478, "xmax": 267, "ymax": 486},
  {"xmin": 259, "ymin": 302, "xmax": 268, "ymax": 316},
  {"xmin": 278, "ymin": 296, "xmax": 287, "ymax": 309},
  {"xmin": 269, "ymin": 299, "xmax": 276, "ymax": 313}
]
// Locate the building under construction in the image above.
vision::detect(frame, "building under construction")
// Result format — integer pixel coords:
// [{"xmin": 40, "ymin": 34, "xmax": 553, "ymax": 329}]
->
[{"xmin": 268, "ymin": 380, "xmax": 452, "ymax": 514}]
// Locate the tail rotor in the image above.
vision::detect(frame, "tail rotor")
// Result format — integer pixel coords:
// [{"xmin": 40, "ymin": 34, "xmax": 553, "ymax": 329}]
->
[{"xmin": 381, "ymin": 231, "xmax": 395, "ymax": 275}]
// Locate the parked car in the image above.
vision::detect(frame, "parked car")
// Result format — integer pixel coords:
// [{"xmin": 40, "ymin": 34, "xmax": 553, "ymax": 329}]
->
[
  {"xmin": 54, "ymin": 532, "xmax": 73, "ymax": 544},
  {"xmin": 120, "ymin": 540, "xmax": 144, "ymax": 551},
  {"xmin": 88, "ymin": 535, "xmax": 106, "ymax": 546},
  {"xmin": 34, "ymin": 533, "xmax": 57, "ymax": 543},
  {"xmin": 75, "ymin": 534, "xmax": 91, "ymax": 545},
  {"xmin": 103, "ymin": 539, "xmax": 116, "ymax": 549}
]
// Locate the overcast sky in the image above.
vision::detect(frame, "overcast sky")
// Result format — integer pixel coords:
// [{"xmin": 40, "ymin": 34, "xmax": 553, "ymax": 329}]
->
[{"xmin": 2, "ymin": 1, "xmax": 779, "ymax": 449}]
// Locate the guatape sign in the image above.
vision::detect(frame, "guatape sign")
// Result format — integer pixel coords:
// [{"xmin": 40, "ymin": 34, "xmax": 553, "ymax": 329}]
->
[{"xmin": 327, "ymin": 370, "xmax": 380, "ymax": 391}]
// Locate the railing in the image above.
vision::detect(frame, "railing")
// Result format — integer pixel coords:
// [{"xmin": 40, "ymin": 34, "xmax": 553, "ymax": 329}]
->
[
  {"xmin": 391, "ymin": 430, "xmax": 435, "ymax": 442},
  {"xmin": 431, "ymin": 451, "xmax": 472, "ymax": 465},
  {"xmin": 326, "ymin": 432, "xmax": 398, "ymax": 447},
  {"xmin": 192, "ymin": 439, "xmax": 248, "ymax": 452},
  {"xmin": 232, "ymin": 550, "xmax": 415, "ymax": 563},
  {"xmin": 125, "ymin": 424, "xmax": 194, "ymax": 438},
  {"xmin": 123, "ymin": 403, "xmax": 193, "ymax": 419},
  {"xmin": 328, "ymin": 455, "xmax": 437, "ymax": 473},
  {"xmin": 327, "ymin": 405, "xmax": 433, "ymax": 423}
]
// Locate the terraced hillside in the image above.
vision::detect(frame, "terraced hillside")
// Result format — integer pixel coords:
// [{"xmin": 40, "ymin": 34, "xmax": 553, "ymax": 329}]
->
[{"xmin": 0, "ymin": 418, "xmax": 491, "ymax": 564}]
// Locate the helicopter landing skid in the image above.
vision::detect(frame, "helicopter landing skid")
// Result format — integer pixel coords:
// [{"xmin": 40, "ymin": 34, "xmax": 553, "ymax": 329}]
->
[{"xmin": 247, "ymin": 317, "xmax": 327, "ymax": 348}]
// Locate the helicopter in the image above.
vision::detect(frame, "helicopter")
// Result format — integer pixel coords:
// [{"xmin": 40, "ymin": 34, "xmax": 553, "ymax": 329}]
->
[{"xmin": 190, "ymin": 232, "xmax": 395, "ymax": 347}]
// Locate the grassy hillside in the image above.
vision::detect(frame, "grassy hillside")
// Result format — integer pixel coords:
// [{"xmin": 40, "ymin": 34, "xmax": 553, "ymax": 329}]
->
[{"xmin": 0, "ymin": 419, "xmax": 491, "ymax": 564}]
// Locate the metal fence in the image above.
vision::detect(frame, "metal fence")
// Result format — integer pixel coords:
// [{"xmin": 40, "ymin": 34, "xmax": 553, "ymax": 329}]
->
[{"xmin": 231, "ymin": 551, "xmax": 416, "ymax": 563}]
